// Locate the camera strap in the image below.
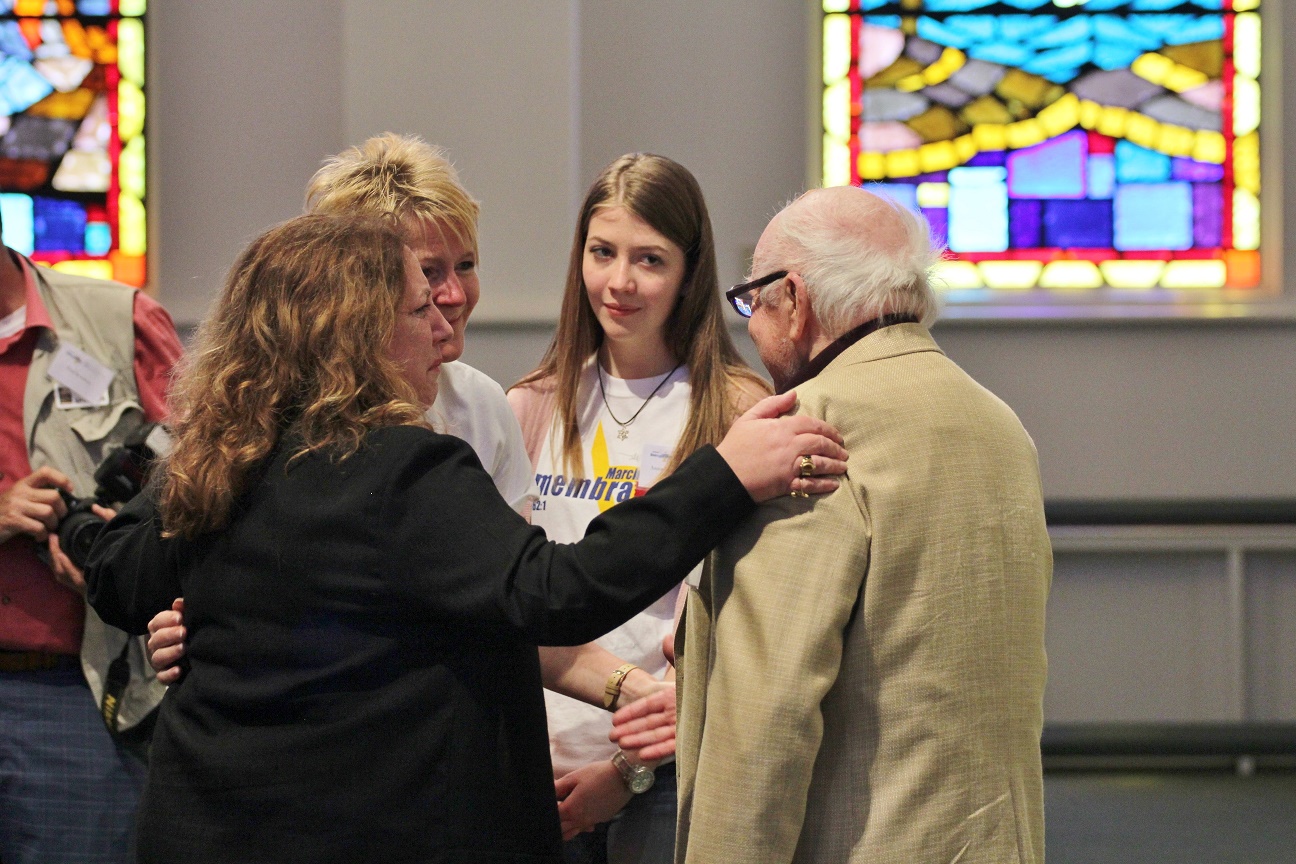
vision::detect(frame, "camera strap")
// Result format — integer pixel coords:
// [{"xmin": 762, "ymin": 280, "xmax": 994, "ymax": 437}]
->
[{"xmin": 99, "ymin": 640, "xmax": 131, "ymax": 735}]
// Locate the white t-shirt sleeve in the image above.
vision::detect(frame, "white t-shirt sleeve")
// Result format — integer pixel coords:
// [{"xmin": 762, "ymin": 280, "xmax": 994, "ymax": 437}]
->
[{"xmin": 428, "ymin": 362, "xmax": 538, "ymax": 514}]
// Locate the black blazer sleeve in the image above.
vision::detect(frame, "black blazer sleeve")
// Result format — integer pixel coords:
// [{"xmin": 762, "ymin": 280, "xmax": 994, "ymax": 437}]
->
[
  {"xmin": 84, "ymin": 490, "xmax": 184, "ymax": 635},
  {"xmin": 86, "ymin": 426, "xmax": 755, "ymax": 645},
  {"xmin": 383, "ymin": 429, "xmax": 753, "ymax": 645}
]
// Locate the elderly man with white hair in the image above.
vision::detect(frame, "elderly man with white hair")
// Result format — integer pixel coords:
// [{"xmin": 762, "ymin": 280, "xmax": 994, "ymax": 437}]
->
[{"xmin": 615, "ymin": 185, "xmax": 1052, "ymax": 863}]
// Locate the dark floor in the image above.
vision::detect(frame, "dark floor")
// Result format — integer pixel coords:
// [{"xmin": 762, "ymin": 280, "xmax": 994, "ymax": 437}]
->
[{"xmin": 1045, "ymin": 769, "xmax": 1296, "ymax": 863}]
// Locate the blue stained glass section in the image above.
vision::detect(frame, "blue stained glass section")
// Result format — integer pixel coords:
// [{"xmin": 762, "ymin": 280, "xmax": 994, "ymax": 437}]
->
[
  {"xmin": 870, "ymin": 183, "xmax": 920, "ymax": 213},
  {"xmin": 968, "ymin": 41, "xmax": 1033, "ymax": 67},
  {"xmin": 860, "ymin": 0, "xmax": 892, "ymax": 11},
  {"xmin": 1115, "ymin": 141, "xmax": 1171, "ymax": 183},
  {"xmin": 1172, "ymin": 158, "xmax": 1224, "ymax": 183},
  {"xmin": 1035, "ymin": 17, "xmax": 1091, "ymax": 49},
  {"xmin": 925, "ymin": 0, "xmax": 998, "ymax": 10},
  {"xmin": 948, "ymin": 167, "xmax": 1008, "ymax": 253},
  {"xmin": 863, "ymin": 16, "xmax": 902, "ymax": 30},
  {"xmin": 0, "ymin": 58, "xmax": 55, "ymax": 116},
  {"xmin": 1093, "ymin": 41, "xmax": 1145, "ymax": 71},
  {"xmin": 0, "ymin": 22, "xmax": 34, "ymax": 61},
  {"xmin": 916, "ymin": 16, "xmax": 987, "ymax": 48},
  {"xmin": 1043, "ymin": 199, "xmax": 1113, "ymax": 248},
  {"xmin": 1192, "ymin": 184, "xmax": 1222, "ymax": 248},
  {"xmin": 84, "ymin": 222, "xmax": 112, "ymax": 256},
  {"xmin": 1088, "ymin": 154, "xmax": 1116, "ymax": 199},
  {"xmin": 1114, "ymin": 183, "xmax": 1193, "ymax": 251},
  {"xmin": 32, "ymin": 198, "xmax": 86, "ymax": 253},
  {"xmin": 0, "ymin": 194, "xmax": 35, "ymax": 256},
  {"xmin": 77, "ymin": 0, "xmax": 113, "ymax": 13},
  {"xmin": 1009, "ymin": 199, "xmax": 1042, "ymax": 248},
  {"xmin": 999, "ymin": 15, "xmax": 1057, "ymax": 42},
  {"xmin": 1024, "ymin": 43, "xmax": 1090, "ymax": 82},
  {"xmin": 1093, "ymin": 15, "xmax": 1164, "ymax": 50},
  {"xmin": 1000, "ymin": 0, "xmax": 1052, "ymax": 9},
  {"xmin": 1131, "ymin": 15, "xmax": 1223, "ymax": 45},
  {"xmin": 1008, "ymin": 129, "xmax": 1088, "ymax": 199}
]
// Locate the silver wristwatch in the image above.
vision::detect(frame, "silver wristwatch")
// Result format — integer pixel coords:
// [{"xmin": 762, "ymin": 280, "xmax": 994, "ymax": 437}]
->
[{"xmin": 611, "ymin": 749, "xmax": 655, "ymax": 794}]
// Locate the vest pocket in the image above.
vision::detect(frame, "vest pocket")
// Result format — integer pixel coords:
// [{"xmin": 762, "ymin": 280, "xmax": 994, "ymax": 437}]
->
[{"xmin": 69, "ymin": 398, "xmax": 144, "ymax": 446}]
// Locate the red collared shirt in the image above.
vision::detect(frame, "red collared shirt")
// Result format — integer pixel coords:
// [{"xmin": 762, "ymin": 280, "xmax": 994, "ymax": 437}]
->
[{"xmin": 0, "ymin": 254, "xmax": 182, "ymax": 654}]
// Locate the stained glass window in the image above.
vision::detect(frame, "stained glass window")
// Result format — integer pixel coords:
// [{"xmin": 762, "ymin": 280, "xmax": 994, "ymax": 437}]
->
[
  {"xmin": 0, "ymin": 0, "xmax": 146, "ymax": 288},
  {"xmin": 821, "ymin": 0, "xmax": 1263, "ymax": 307}
]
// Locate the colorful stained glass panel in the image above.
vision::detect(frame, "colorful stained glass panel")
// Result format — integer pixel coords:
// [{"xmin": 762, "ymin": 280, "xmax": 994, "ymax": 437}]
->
[
  {"xmin": 0, "ymin": 1, "xmax": 146, "ymax": 287},
  {"xmin": 822, "ymin": 1, "xmax": 1264, "ymax": 302}
]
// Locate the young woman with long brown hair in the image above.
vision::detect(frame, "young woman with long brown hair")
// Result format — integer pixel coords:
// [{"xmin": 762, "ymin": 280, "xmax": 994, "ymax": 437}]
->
[{"xmin": 509, "ymin": 154, "xmax": 771, "ymax": 863}]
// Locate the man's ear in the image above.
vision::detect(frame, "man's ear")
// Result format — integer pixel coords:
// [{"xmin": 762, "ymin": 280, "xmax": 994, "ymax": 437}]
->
[{"xmin": 784, "ymin": 273, "xmax": 813, "ymax": 343}]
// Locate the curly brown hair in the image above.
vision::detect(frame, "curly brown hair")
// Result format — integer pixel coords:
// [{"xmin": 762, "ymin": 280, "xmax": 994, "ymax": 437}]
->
[{"xmin": 158, "ymin": 213, "xmax": 428, "ymax": 538}]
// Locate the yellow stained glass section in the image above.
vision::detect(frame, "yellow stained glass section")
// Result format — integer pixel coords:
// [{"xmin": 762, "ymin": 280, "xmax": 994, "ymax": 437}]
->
[
  {"xmin": 1234, "ymin": 132, "xmax": 1259, "ymax": 194},
  {"xmin": 120, "ymin": 136, "xmax": 146, "ymax": 200},
  {"xmin": 1233, "ymin": 189, "xmax": 1260, "ymax": 252},
  {"xmin": 1233, "ymin": 76, "xmax": 1260, "ymax": 137},
  {"xmin": 916, "ymin": 182, "xmax": 949, "ymax": 208},
  {"xmin": 1038, "ymin": 261, "xmax": 1103, "ymax": 291},
  {"xmin": 119, "ymin": 193, "xmax": 147, "ymax": 256},
  {"xmin": 1098, "ymin": 261, "xmax": 1165, "ymax": 290},
  {"xmin": 52, "ymin": 260, "xmax": 113, "ymax": 281},
  {"xmin": 1161, "ymin": 260, "xmax": 1225, "ymax": 290},
  {"xmin": 823, "ymin": 79, "xmax": 850, "ymax": 141},
  {"xmin": 979, "ymin": 261, "xmax": 1042, "ymax": 291},
  {"xmin": 120, "ymin": 0, "xmax": 148, "ymax": 15},
  {"xmin": 118, "ymin": 80, "xmax": 145, "ymax": 142},
  {"xmin": 118, "ymin": 18, "xmax": 145, "ymax": 88},
  {"xmin": 1234, "ymin": 13, "xmax": 1261, "ymax": 80},
  {"xmin": 934, "ymin": 259, "xmax": 982, "ymax": 290},
  {"xmin": 824, "ymin": 135, "xmax": 851, "ymax": 188},
  {"xmin": 823, "ymin": 14, "xmax": 850, "ymax": 84}
]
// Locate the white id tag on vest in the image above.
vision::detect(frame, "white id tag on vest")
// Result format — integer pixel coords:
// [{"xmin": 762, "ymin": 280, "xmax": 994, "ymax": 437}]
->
[{"xmin": 47, "ymin": 342, "xmax": 115, "ymax": 407}]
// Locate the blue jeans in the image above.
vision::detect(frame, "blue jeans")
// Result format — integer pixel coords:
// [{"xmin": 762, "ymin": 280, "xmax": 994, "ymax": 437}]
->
[
  {"xmin": 0, "ymin": 662, "xmax": 147, "ymax": 864},
  {"xmin": 563, "ymin": 763, "xmax": 677, "ymax": 864}
]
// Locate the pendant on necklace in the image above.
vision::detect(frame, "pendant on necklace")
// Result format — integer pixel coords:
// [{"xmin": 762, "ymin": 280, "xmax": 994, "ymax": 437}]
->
[{"xmin": 617, "ymin": 426, "xmax": 630, "ymax": 441}]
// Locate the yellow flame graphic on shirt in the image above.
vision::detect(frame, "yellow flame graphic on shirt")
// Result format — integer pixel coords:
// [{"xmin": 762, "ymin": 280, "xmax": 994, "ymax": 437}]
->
[{"xmin": 592, "ymin": 422, "xmax": 613, "ymax": 513}]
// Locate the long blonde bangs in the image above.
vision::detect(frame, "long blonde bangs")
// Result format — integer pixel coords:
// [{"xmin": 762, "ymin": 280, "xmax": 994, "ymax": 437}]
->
[{"xmin": 159, "ymin": 214, "xmax": 427, "ymax": 539}]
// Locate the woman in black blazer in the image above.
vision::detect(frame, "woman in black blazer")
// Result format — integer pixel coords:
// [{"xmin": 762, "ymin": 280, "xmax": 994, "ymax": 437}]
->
[{"xmin": 85, "ymin": 213, "xmax": 845, "ymax": 864}]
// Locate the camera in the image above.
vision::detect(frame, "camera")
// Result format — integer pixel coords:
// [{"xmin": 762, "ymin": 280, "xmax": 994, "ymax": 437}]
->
[{"xmin": 51, "ymin": 422, "xmax": 172, "ymax": 569}]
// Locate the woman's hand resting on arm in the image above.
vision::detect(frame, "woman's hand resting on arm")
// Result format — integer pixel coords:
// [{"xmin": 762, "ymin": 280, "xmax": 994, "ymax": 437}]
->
[{"xmin": 146, "ymin": 597, "xmax": 187, "ymax": 685}]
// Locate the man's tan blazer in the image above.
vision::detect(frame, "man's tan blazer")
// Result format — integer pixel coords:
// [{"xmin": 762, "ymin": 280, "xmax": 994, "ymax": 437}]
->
[{"xmin": 676, "ymin": 324, "xmax": 1051, "ymax": 863}]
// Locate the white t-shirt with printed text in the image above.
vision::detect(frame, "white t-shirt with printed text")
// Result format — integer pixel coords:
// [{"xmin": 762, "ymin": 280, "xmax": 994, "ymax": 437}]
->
[{"xmin": 533, "ymin": 358, "xmax": 694, "ymax": 776}]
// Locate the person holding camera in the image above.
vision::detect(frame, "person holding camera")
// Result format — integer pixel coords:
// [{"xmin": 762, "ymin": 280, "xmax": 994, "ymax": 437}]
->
[{"xmin": 0, "ymin": 215, "xmax": 183, "ymax": 864}]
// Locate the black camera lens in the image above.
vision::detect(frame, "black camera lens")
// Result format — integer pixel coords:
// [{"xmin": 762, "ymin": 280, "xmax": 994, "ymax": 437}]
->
[{"xmin": 58, "ymin": 502, "xmax": 107, "ymax": 570}]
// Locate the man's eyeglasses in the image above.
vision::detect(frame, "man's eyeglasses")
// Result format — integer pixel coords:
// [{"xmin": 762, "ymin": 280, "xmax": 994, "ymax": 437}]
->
[{"xmin": 725, "ymin": 270, "xmax": 787, "ymax": 318}]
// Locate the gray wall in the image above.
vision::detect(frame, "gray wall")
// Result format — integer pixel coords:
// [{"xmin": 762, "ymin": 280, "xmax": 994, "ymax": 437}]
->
[{"xmin": 151, "ymin": 0, "xmax": 1296, "ymax": 503}]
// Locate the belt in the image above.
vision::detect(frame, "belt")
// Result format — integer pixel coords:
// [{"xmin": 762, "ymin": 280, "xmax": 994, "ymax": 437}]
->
[{"xmin": 0, "ymin": 650, "xmax": 79, "ymax": 673}]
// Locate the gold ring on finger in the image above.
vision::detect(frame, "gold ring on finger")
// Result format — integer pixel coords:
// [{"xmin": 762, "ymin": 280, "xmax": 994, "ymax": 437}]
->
[{"xmin": 798, "ymin": 455, "xmax": 815, "ymax": 478}]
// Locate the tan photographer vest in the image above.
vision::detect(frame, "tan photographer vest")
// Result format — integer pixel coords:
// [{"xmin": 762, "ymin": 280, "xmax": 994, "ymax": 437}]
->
[{"xmin": 21, "ymin": 260, "xmax": 166, "ymax": 732}]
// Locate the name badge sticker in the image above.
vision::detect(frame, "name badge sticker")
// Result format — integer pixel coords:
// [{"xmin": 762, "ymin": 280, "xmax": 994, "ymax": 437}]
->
[
  {"xmin": 47, "ymin": 342, "xmax": 115, "ymax": 407},
  {"xmin": 638, "ymin": 444, "xmax": 672, "ymax": 490},
  {"xmin": 53, "ymin": 385, "xmax": 110, "ymax": 409}
]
